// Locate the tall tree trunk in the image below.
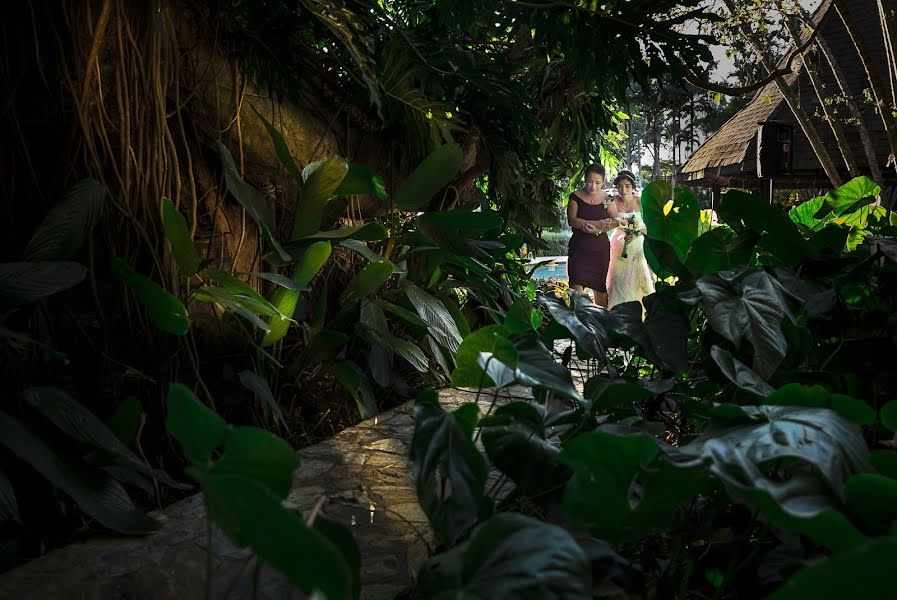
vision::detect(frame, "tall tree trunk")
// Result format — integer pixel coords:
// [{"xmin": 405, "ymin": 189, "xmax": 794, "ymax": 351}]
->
[
  {"xmin": 780, "ymin": 5, "xmax": 860, "ymax": 177},
  {"xmin": 834, "ymin": 0, "xmax": 897, "ymax": 176},
  {"xmin": 724, "ymin": 0, "xmax": 843, "ymax": 187}
]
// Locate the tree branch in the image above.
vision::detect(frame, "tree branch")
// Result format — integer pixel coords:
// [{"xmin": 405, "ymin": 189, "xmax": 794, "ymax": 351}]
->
[{"xmin": 683, "ymin": 19, "xmax": 822, "ymax": 96}]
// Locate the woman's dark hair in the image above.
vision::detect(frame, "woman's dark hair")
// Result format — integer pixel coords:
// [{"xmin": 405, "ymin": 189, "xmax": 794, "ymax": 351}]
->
[
  {"xmin": 613, "ymin": 169, "xmax": 636, "ymax": 186},
  {"xmin": 584, "ymin": 163, "xmax": 606, "ymax": 180}
]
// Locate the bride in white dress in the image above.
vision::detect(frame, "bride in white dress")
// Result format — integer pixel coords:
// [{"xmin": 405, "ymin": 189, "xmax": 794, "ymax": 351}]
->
[{"xmin": 606, "ymin": 170, "xmax": 655, "ymax": 310}]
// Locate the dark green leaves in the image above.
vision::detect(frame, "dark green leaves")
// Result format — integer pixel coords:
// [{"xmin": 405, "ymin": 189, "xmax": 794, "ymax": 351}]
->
[
  {"xmin": 197, "ymin": 472, "xmax": 352, "ymax": 600},
  {"xmin": 24, "ymin": 177, "xmax": 106, "ymax": 261},
  {"xmin": 0, "ymin": 261, "xmax": 87, "ymax": 309},
  {"xmin": 111, "ymin": 257, "xmax": 188, "ymax": 335},
  {"xmin": 696, "ymin": 271, "xmax": 791, "ymax": 378},
  {"xmin": 292, "ymin": 156, "xmax": 349, "ymax": 240},
  {"xmin": 161, "ymin": 196, "xmax": 200, "ymax": 276},
  {"xmin": 165, "ymin": 383, "xmax": 227, "ymax": 467},
  {"xmin": 404, "ymin": 282, "xmax": 463, "ymax": 353},
  {"xmin": 0, "ymin": 409, "xmax": 160, "ymax": 534},
  {"xmin": 641, "ymin": 181, "xmax": 700, "ymax": 262},
  {"xmin": 166, "ymin": 384, "xmax": 354, "ymax": 599},
  {"xmin": 452, "ymin": 325, "xmax": 516, "ymax": 387},
  {"xmin": 480, "ymin": 402, "xmax": 569, "ymax": 497},
  {"xmin": 392, "ymin": 143, "xmax": 463, "ymax": 211},
  {"xmin": 717, "ymin": 190, "xmax": 806, "ymax": 266},
  {"xmin": 561, "ymin": 432, "xmax": 707, "ymax": 543},
  {"xmin": 771, "ymin": 538, "xmax": 897, "ymax": 599},
  {"xmin": 340, "ymin": 260, "xmax": 393, "ymax": 305},
  {"xmin": 417, "ymin": 513, "xmax": 591, "ymax": 599},
  {"xmin": 409, "ymin": 389, "xmax": 487, "ymax": 546},
  {"xmin": 334, "ymin": 163, "xmax": 387, "ymax": 200}
]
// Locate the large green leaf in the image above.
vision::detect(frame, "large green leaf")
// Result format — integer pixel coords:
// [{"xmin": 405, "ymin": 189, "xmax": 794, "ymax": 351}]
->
[
  {"xmin": 193, "ymin": 287, "xmax": 271, "ymax": 332},
  {"xmin": 880, "ymin": 400, "xmax": 897, "ymax": 431},
  {"xmin": 237, "ymin": 370, "xmax": 289, "ymax": 432},
  {"xmin": 404, "ymin": 282, "xmax": 463, "ymax": 353},
  {"xmin": 106, "ymin": 395, "xmax": 142, "ymax": 445},
  {"xmin": 679, "ymin": 405, "xmax": 870, "ymax": 501},
  {"xmin": 409, "ymin": 389, "xmax": 487, "ymax": 546},
  {"xmin": 313, "ymin": 516, "xmax": 362, "ymax": 600},
  {"xmin": 329, "ymin": 361, "xmax": 377, "ymax": 420},
  {"xmin": 249, "ymin": 103, "xmax": 302, "ymax": 181},
  {"xmin": 640, "ymin": 181, "xmax": 700, "ymax": 262},
  {"xmin": 24, "ymin": 387, "xmax": 145, "ymax": 467},
  {"xmin": 0, "ymin": 409, "xmax": 160, "ymax": 534},
  {"xmin": 217, "ymin": 141, "xmax": 290, "ymax": 262},
  {"xmin": 210, "ymin": 426, "xmax": 298, "ymax": 499},
  {"xmin": 764, "ymin": 384, "xmax": 874, "ymax": 426},
  {"xmin": 294, "ymin": 222, "xmax": 388, "ymax": 242},
  {"xmin": 165, "ymin": 383, "xmax": 227, "ymax": 467},
  {"xmin": 24, "ymin": 178, "xmax": 106, "ymax": 261},
  {"xmin": 704, "ymin": 453, "xmax": 867, "ymax": 553},
  {"xmin": 452, "ymin": 325, "xmax": 516, "ymax": 387},
  {"xmin": 561, "ymin": 432, "xmax": 708, "ymax": 543},
  {"xmin": 789, "ymin": 195, "xmax": 832, "ymax": 230},
  {"xmin": 480, "ymin": 402, "xmax": 570, "ymax": 497},
  {"xmin": 717, "ymin": 191, "xmax": 806, "ymax": 266},
  {"xmin": 202, "ymin": 269, "xmax": 286, "ymax": 318},
  {"xmin": 710, "ymin": 345, "xmax": 775, "ymax": 397},
  {"xmin": 0, "ymin": 261, "xmax": 87, "ymax": 309},
  {"xmin": 392, "ymin": 143, "xmax": 463, "ymax": 211},
  {"xmin": 111, "ymin": 257, "xmax": 188, "ymax": 335},
  {"xmin": 771, "ymin": 538, "xmax": 897, "ymax": 599},
  {"xmin": 416, "ymin": 513, "xmax": 591, "ymax": 599},
  {"xmin": 643, "ymin": 292, "xmax": 690, "ymax": 374},
  {"xmin": 844, "ymin": 473, "xmax": 897, "ymax": 534},
  {"xmin": 0, "ymin": 468, "xmax": 17, "ymax": 522},
  {"xmin": 161, "ymin": 197, "xmax": 200, "ymax": 276},
  {"xmin": 334, "ymin": 163, "xmax": 387, "ymax": 201},
  {"xmin": 817, "ymin": 176, "xmax": 881, "ymax": 218},
  {"xmin": 541, "ymin": 291, "xmax": 612, "ymax": 361},
  {"xmin": 196, "ymin": 471, "xmax": 352, "ymax": 600},
  {"xmin": 292, "ymin": 156, "xmax": 348, "ymax": 240},
  {"xmin": 685, "ymin": 226, "xmax": 755, "ymax": 274},
  {"xmin": 340, "ymin": 260, "xmax": 393, "ymax": 305},
  {"xmin": 697, "ymin": 271, "xmax": 791, "ymax": 378},
  {"xmin": 262, "ymin": 240, "xmax": 331, "ymax": 347}
]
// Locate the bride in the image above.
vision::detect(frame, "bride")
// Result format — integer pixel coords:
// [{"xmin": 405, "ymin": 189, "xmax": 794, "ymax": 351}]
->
[{"xmin": 606, "ymin": 170, "xmax": 654, "ymax": 310}]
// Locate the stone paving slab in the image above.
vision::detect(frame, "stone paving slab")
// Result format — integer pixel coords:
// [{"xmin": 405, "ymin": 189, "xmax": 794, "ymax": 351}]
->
[{"xmin": 0, "ymin": 386, "xmax": 532, "ymax": 600}]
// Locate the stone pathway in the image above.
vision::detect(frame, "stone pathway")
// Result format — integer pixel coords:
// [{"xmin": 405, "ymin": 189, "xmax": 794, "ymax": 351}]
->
[{"xmin": 0, "ymin": 386, "xmax": 533, "ymax": 600}]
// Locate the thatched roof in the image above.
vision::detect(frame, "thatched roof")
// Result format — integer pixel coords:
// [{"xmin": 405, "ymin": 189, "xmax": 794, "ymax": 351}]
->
[{"xmin": 679, "ymin": 0, "xmax": 895, "ymax": 188}]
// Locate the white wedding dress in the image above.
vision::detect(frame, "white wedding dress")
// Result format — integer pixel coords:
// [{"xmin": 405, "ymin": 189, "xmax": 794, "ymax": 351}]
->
[{"xmin": 607, "ymin": 211, "xmax": 655, "ymax": 310}]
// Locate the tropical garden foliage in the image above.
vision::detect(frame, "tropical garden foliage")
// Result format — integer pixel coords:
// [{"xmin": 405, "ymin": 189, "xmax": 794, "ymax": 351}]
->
[{"xmin": 3, "ymin": 0, "xmax": 897, "ymax": 598}]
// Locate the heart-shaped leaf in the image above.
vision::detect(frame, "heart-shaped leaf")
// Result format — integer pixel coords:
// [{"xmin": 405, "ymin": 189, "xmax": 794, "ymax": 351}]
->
[
  {"xmin": 697, "ymin": 271, "xmax": 791, "ymax": 378},
  {"xmin": 197, "ymin": 471, "xmax": 352, "ymax": 600},
  {"xmin": 641, "ymin": 181, "xmax": 700, "ymax": 262},
  {"xmin": 409, "ymin": 389, "xmax": 487, "ymax": 546},
  {"xmin": 416, "ymin": 513, "xmax": 591, "ymax": 598},
  {"xmin": 165, "ymin": 383, "xmax": 227, "ymax": 467}
]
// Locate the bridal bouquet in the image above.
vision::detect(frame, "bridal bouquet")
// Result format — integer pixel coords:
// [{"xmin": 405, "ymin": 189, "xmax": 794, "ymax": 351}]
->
[{"xmin": 620, "ymin": 214, "xmax": 641, "ymax": 258}]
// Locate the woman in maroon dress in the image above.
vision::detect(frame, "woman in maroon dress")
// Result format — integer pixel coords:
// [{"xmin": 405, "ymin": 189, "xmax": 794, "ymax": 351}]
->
[{"xmin": 566, "ymin": 164, "xmax": 619, "ymax": 307}]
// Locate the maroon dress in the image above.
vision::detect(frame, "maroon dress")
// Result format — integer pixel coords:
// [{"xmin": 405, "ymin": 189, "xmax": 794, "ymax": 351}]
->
[{"xmin": 567, "ymin": 194, "xmax": 611, "ymax": 292}]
